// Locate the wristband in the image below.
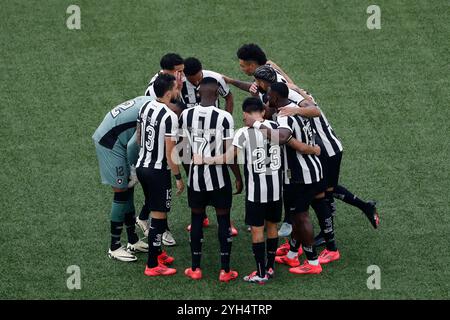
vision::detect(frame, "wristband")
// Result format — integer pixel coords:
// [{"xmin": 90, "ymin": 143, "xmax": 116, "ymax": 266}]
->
[
  {"xmin": 175, "ymin": 173, "xmax": 182, "ymax": 180},
  {"xmin": 252, "ymin": 121, "xmax": 262, "ymax": 129}
]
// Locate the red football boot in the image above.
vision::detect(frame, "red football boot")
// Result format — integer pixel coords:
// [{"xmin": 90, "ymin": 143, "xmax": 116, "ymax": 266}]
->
[
  {"xmin": 276, "ymin": 240, "xmax": 303, "ymax": 256},
  {"xmin": 289, "ymin": 261, "xmax": 322, "ymax": 275},
  {"xmin": 318, "ymin": 249, "xmax": 340, "ymax": 264},
  {"xmin": 275, "ymin": 254, "xmax": 300, "ymax": 267},
  {"xmin": 144, "ymin": 264, "xmax": 177, "ymax": 277},
  {"xmin": 184, "ymin": 267, "xmax": 203, "ymax": 280},
  {"xmin": 276, "ymin": 240, "xmax": 290, "ymax": 256},
  {"xmin": 157, "ymin": 251, "xmax": 174, "ymax": 265},
  {"xmin": 219, "ymin": 269, "xmax": 238, "ymax": 282}
]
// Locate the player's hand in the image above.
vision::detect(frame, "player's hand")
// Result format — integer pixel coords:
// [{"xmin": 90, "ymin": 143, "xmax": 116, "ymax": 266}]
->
[
  {"xmin": 249, "ymin": 82, "xmax": 259, "ymax": 96},
  {"xmin": 193, "ymin": 153, "xmax": 203, "ymax": 165},
  {"xmin": 313, "ymin": 145, "xmax": 321, "ymax": 156},
  {"xmin": 233, "ymin": 179, "xmax": 243, "ymax": 195},
  {"xmin": 243, "ymin": 112, "xmax": 256, "ymax": 127},
  {"xmin": 279, "ymin": 106, "xmax": 300, "ymax": 117},
  {"xmin": 176, "ymin": 179, "xmax": 185, "ymax": 195}
]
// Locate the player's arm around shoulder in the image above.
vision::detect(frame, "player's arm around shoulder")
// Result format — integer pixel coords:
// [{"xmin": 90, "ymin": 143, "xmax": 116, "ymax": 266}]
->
[{"xmin": 278, "ymin": 100, "xmax": 321, "ymax": 118}]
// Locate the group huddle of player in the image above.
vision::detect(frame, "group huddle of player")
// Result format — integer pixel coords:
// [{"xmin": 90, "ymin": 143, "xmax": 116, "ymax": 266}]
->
[{"xmin": 93, "ymin": 44, "xmax": 380, "ymax": 284}]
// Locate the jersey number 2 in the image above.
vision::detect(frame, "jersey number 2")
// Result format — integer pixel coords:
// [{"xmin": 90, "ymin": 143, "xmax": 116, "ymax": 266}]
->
[{"xmin": 252, "ymin": 145, "xmax": 281, "ymax": 173}]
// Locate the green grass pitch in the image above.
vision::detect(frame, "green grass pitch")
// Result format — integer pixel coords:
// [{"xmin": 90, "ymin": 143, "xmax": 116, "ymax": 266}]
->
[{"xmin": 1, "ymin": 0, "xmax": 449, "ymax": 299}]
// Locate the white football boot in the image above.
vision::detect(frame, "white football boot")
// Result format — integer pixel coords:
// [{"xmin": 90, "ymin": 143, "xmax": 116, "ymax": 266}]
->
[
  {"xmin": 127, "ymin": 239, "xmax": 149, "ymax": 253},
  {"xmin": 136, "ymin": 217, "xmax": 149, "ymax": 237},
  {"xmin": 278, "ymin": 222, "xmax": 293, "ymax": 237},
  {"xmin": 108, "ymin": 246, "xmax": 137, "ymax": 262},
  {"xmin": 127, "ymin": 165, "xmax": 139, "ymax": 188},
  {"xmin": 162, "ymin": 231, "xmax": 176, "ymax": 246}
]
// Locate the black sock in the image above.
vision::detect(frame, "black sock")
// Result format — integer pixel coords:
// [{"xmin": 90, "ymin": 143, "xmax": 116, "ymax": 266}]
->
[
  {"xmin": 110, "ymin": 221, "xmax": 123, "ymax": 251},
  {"xmin": 334, "ymin": 185, "xmax": 368, "ymax": 212},
  {"xmin": 289, "ymin": 237, "xmax": 300, "ymax": 252},
  {"xmin": 147, "ymin": 218, "xmax": 165, "ymax": 268},
  {"xmin": 138, "ymin": 202, "xmax": 150, "ymax": 221},
  {"xmin": 325, "ymin": 190, "xmax": 337, "ymax": 216},
  {"xmin": 283, "ymin": 211, "xmax": 291, "ymax": 224},
  {"xmin": 163, "ymin": 219, "xmax": 170, "ymax": 232},
  {"xmin": 190, "ymin": 212, "xmax": 204, "ymax": 270},
  {"xmin": 302, "ymin": 244, "xmax": 318, "ymax": 261},
  {"xmin": 217, "ymin": 214, "xmax": 232, "ymax": 273},
  {"xmin": 252, "ymin": 242, "xmax": 266, "ymax": 277},
  {"xmin": 266, "ymin": 237, "xmax": 278, "ymax": 270},
  {"xmin": 312, "ymin": 198, "xmax": 337, "ymax": 251},
  {"xmin": 124, "ymin": 211, "xmax": 139, "ymax": 244}
]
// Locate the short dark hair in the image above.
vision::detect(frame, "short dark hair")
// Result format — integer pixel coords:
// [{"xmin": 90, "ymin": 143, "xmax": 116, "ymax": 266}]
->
[
  {"xmin": 254, "ymin": 65, "xmax": 277, "ymax": 84},
  {"xmin": 242, "ymin": 97, "xmax": 264, "ymax": 113},
  {"xmin": 153, "ymin": 73, "xmax": 176, "ymax": 98},
  {"xmin": 270, "ymin": 82, "xmax": 289, "ymax": 99},
  {"xmin": 237, "ymin": 44, "xmax": 267, "ymax": 65},
  {"xmin": 160, "ymin": 53, "xmax": 184, "ymax": 70},
  {"xmin": 199, "ymin": 76, "xmax": 218, "ymax": 86},
  {"xmin": 184, "ymin": 57, "xmax": 202, "ymax": 76}
]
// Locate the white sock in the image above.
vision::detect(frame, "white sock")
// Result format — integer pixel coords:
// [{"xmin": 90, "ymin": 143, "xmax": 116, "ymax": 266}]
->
[
  {"xmin": 287, "ymin": 250, "xmax": 298, "ymax": 259},
  {"xmin": 308, "ymin": 259, "xmax": 319, "ymax": 266}
]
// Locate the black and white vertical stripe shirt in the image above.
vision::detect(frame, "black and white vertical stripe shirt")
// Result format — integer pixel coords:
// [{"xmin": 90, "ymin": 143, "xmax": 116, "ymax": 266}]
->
[
  {"xmin": 309, "ymin": 106, "xmax": 343, "ymax": 157},
  {"xmin": 144, "ymin": 71, "xmax": 161, "ymax": 98},
  {"xmin": 180, "ymin": 70, "xmax": 231, "ymax": 109},
  {"xmin": 136, "ymin": 100, "xmax": 178, "ymax": 170},
  {"xmin": 233, "ymin": 120, "xmax": 283, "ymax": 203},
  {"xmin": 270, "ymin": 90, "xmax": 343, "ymax": 158},
  {"xmin": 180, "ymin": 105, "xmax": 234, "ymax": 191},
  {"xmin": 277, "ymin": 107, "xmax": 323, "ymax": 185}
]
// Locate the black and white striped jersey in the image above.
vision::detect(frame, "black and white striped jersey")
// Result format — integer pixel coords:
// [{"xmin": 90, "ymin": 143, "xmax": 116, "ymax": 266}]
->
[
  {"xmin": 277, "ymin": 110, "xmax": 323, "ymax": 185},
  {"xmin": 144, "ymin": 71, "xmax": 161, "ymax": 98},
  {"xmin": 179, "ymin": 105, "xmax": 234, "ymax": 191},
  {"xmin": 233, "ymin": 120, "xmax": 283, "ymax": 203},
  {"xmin": 180, "ymin": 70, "xmax": 231, "ymax": 109},
  {"xmin": 309, "ymin": 106, "xmax": 343, "ymax": 157},
  {"xmin": 136, "ymin": 100, "xmax": 178, "ymax": 170},
  {"xmin": 267, "ymin": 63, "xmax": 288, "ymax": 84},
  {"xmin": 270, "ymin": 91, "xmax": 343, "ymax": 157}
]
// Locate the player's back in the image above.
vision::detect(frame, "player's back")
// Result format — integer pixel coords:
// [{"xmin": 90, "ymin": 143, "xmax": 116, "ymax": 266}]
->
[
  {"xmin": 233, "ymin": 120, "xmax": 283, "ymax": 203},
  {"xmin": 136, "ymin": 100, "xmax": 178, "ymax": 170},
  {"xmin": 93, "ymin": 96, "xmax": 153, "ymax": 150},
  {"xmin": 180, "ymin": 105, "xmax": 234, "ymax": 191},
  {"xmin": 277, "ymin": 110, "xmax": 322, "ymax": 185}
]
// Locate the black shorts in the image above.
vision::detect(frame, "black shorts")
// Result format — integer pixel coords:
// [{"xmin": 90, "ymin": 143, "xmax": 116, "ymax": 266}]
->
[
  {"xmin": 320, "ymin": 152, "xmax": 342, "ymax": 189},
  {"xmin": 245, "ymin": 200, "xmax": 282, "ymax": 227},
  {"xmin": 188, "ymin": 184, "xmax": 232, "ymax": 209},
  {"xmin": 136, "ymin": 167, "xmax": 172, "ymax": 212},
  {"xmin": 283, "ymin": 182, "xmax": 323, "ymax": 215}
]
